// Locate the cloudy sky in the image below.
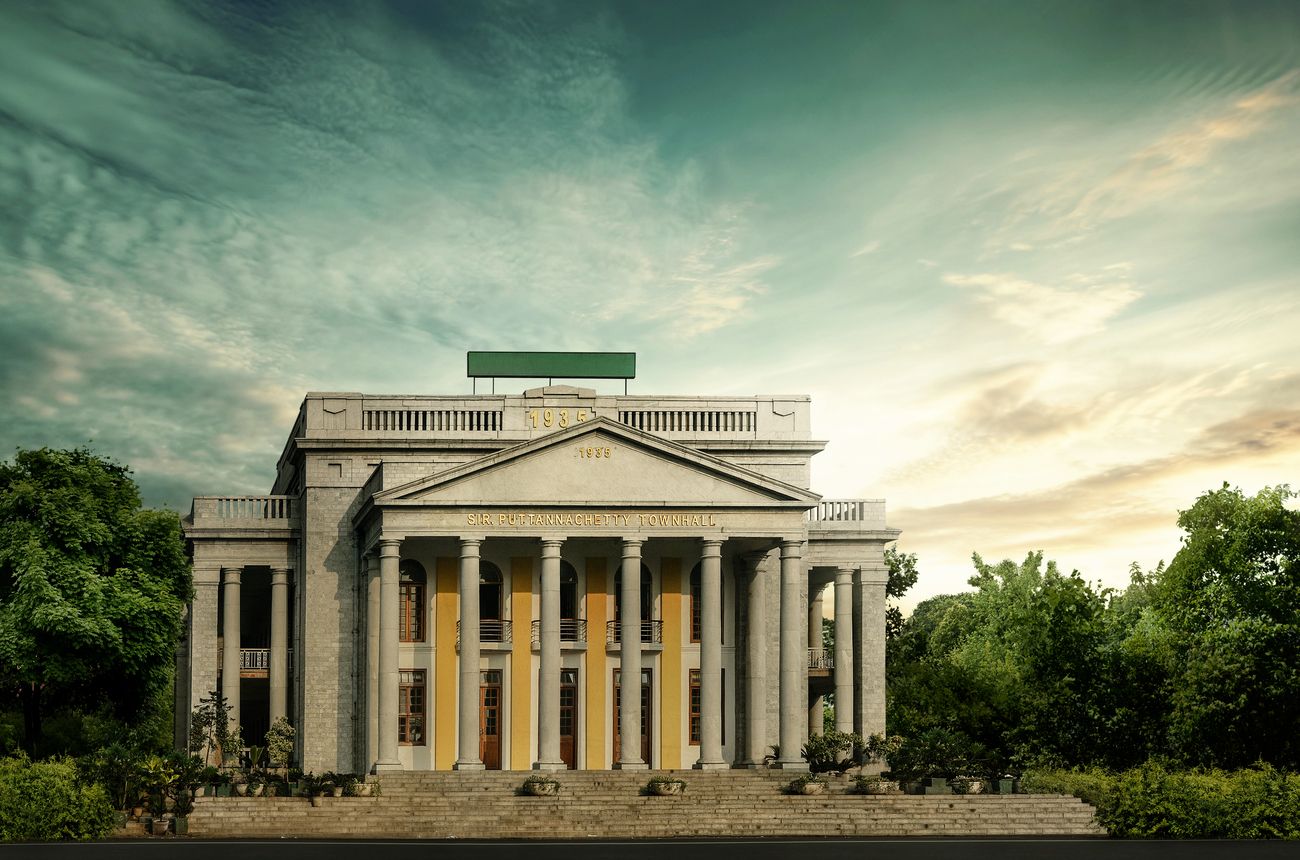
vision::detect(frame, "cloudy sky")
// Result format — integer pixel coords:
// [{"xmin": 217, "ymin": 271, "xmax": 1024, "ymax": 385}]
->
[{"xmin": 3, "ymin": 0, "xmax": 1298, "ymax": 609}]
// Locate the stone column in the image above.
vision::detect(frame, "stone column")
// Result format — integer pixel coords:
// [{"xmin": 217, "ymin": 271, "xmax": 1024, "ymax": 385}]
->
[
  {"xmin": 741, "ymin": 553, "xmax": 768, "ymax": 767},
  {"xmin": 374, "ymin": 539, "xmax": 402, "ymax": 771},
  {"xmin": 455, "ymin": 538, "xmax": 485, "ymax": 770},
  {"xmin": 855, "ymin": 565, "xmax": 889, "ymax": 742},
  {"xmin": 365, "ymin": 553, "xmax": 380, "ymax": 772},
  {"xmin": 188, "ymin": 568, "xmax": 221, "ymax": 752},
  {"xmin": 776, "ymin": 541, "xmax": 808, "ymax": 769},
  {"xmin": 697, "ymin": 538, "xmax": 727, "ymax": 769},
  {"xmin": 221, "ymin": 567, "xmax": 241, "ymax": 735},
  {"xmin": 834, "ymin": 567, "xmax": 854, "ymax": 734},
  {"xmin": 615, "ymin": 538, "xmax": 646, "ymax": 770},
  {"xmin": 535, "ymin": 539, "xmax": 565, "ymax": 771},
  {"xmin": 808, "ymin": 585, "xmax": 824, "ymax": 737},
  {"xmin": 269, "ymin": 567, "xmax": 290, "ymax": 725}
]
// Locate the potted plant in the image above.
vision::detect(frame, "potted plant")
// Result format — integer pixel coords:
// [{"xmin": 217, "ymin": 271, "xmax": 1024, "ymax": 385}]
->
[
  {"xmin": 139, "ymin": 755, "xmax": 177, "ymax": 834},
  {"xmin": 521, "ymin": 774, "xmax": 560, "ymax": 796},
  {"xmin": 645, "ymin": 775, "xmax": 686, "ymax": 796},
  {"xmin": 300, "ymin": 772, "xmax": 327, "ymax": 807},
  {"xmin": 321, "ymin": 771, "xmax": 346, "ymax": 797},
  {"xmin": 787, "ymin": 773, "xmax": 827, "ymax": 795},
  {"xmin": 852, "ymin": 775, "xmax": 900, "ymax": 795},
  {"xmin": 800, "ymin": 730, "xmax": 863, "ymax": 775},
  {"xmin": 265, "ymin": 717, "xmax": 295, "ymax": 778}
]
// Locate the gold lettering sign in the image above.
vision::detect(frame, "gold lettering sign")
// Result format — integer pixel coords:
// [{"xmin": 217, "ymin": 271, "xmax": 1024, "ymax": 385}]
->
[{"xmin": 464, "ymin": 511, "xmax": 720, "ymax": 529}]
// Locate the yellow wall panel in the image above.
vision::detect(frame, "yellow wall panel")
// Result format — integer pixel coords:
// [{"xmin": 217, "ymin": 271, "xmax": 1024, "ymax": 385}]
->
[
  {"xmin": 584, "ymin": 556, "xmax": 607, "ymax": 769},
  {"xmin": 434, "ymin": 557, "xmax": 458, "ymax": 770},
  {"xmin": 510, "ymin": 556, "xmax": 534, "ymax": 770},
  {"xmin": 660, "ymin": 556, "xmax": 683, "ymax": 769}
]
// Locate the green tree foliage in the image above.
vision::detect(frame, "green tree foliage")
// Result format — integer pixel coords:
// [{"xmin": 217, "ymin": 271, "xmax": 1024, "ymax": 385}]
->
[
  {"xmin": 884, "ymin": 548, "xmax": 920, "ymax": 640},
  {"xmin": 0, "ymin": 448, "xmax": 190, "ymax": 754},
  {"xmin": 1155, "ymin": 484, "xmax": 1300, "ymax": 769}
]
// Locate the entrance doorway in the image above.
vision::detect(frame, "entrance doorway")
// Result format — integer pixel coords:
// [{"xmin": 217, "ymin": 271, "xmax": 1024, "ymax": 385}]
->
[
  {"xmin": 480, "ymin": 670, "xmax": 502, "ymax": 770},
  {"xmin": 612, "ymin": 668, "xmax": 652, "ymax": 767},
  {"xmin": 560, "ymin": 668, "xmax": 578, "ymax": 769}
]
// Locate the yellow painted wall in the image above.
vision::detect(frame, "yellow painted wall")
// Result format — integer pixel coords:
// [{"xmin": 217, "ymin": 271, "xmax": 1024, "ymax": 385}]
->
[
  {"xmin": 660, "ymin": 556, "xmax": 683, "ymax": 769},
  {"xmin": 434, "ymin": 557, "xmax": 458, "ymax": 770},
  {"xmin": 584, "ymin": 556, "xmax": 607, "ymax": 769},
  {"xmin": 510, "ymin": 557, "xmax": 534, "ymax": 770}
]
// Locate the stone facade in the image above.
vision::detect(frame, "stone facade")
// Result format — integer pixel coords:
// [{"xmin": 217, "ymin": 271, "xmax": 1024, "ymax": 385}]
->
[{"xmin": 180, "ymin": 385, "xmax": 899, "ymax": 773}]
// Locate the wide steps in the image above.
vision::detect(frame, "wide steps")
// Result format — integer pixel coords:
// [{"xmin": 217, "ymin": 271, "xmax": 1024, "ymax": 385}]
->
[{"xmin": 187, "ymin": 771, "xmax": 1104, "ymax": 838}]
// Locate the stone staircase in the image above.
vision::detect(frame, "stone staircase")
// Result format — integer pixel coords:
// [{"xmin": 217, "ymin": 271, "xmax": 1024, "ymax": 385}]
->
[{"xmin": 186, "ymin": 770, "xmax": 1105, "ymax": 839}]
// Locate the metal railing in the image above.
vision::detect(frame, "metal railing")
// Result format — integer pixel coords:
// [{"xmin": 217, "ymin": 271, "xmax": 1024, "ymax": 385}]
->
[
  {"xmin": 530, "ymin": 619, "xmax": 588, "ymax": 647},
  {"xmin": 456, "ymin": 620, "xmax": 513, "ymax": 646},
  {"xmin": 808, "ymin": 648, "xmax": 833, "ymax": 670},
  {"xmin": 238, "ymin": 648, "xmax": 294, "ymax": 671},
  {"xmin": 605, "ymin": 619, "xmax": 663, "ymax": 645}
]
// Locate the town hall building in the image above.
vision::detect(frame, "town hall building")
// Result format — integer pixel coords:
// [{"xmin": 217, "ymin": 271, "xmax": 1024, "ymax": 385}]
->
[{"xmin": 179, "ymin": 354, "xmax": 899, "ymax": 774}]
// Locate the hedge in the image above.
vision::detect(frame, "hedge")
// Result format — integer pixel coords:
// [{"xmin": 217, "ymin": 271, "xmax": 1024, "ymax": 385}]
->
[{"xmin": 0, "ymin": 754, "xmax": 116, "ymax": 842}]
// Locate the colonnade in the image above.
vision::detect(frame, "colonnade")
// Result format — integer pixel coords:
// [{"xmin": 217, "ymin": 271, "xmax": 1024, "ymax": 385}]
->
[
  {"xmin": 359, "ymin": 534, "xmax": 884, "ymax": 773},
  {"xmin": 217, "ymin": 565, "xmax": 293, "ymax": 732}
]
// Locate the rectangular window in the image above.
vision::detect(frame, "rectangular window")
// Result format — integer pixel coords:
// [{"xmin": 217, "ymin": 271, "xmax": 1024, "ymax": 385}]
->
[
  {"xmin": 689, "ymin": 669, "xmax": 701, "ymax": 745},
  {"xmin": 399, "ymin": 669, "xmax": 425, "ymax": 745},
  {"xmin": 400, "ymin": 582, "xmax": 424, "ymax": 642}
]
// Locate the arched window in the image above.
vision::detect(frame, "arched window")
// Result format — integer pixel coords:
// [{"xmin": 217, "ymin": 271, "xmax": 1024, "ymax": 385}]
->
[
  {"xmin": 614, "ymin": 563, "xmax": 653, "ymax": 622},
  {"xmin": 560, "ymin": 560, "xmax": 578, "ymax": 621},
  {"xmin": 399, "ymin": 559, "xmax": 426, "ymax": 643}
]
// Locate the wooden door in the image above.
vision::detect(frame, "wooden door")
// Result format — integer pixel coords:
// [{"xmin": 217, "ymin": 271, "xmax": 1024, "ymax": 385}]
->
[
  {"xmin": 480, "ymin": 670, "xmax": 502, "ymax": 770},
  {"xmin": 560, "ymin": 668, "xmax": 578, "ymax": 769},
  {"xmin": 612, "ymin": 668, "xmax": 652, "ymax": 767}
]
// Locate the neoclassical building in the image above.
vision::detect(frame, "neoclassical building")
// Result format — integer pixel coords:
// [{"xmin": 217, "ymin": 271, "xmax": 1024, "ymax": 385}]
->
[{"xmin": 180, "ymin": 379, "xmax": 898, "ymax": 773}]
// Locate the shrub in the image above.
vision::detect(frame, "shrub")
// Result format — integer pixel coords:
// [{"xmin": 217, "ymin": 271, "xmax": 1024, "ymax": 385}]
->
[
  {"xmin": 887, "ymin": 728, "xmax": 980, "ymax": 781},
  {"xmin": 801, "ymin": 730, "xmax": 863, "ymax": 774},
  {"xmin": 265, "ymin": 718, "xmax": 295, "ymax": 770},
  {"xmin": 0, "ymin": 754, "xmax": 116, "ymax": 841}
]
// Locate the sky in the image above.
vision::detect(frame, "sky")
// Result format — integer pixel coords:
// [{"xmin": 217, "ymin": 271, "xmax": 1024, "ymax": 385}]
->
[{"xmin": 2, "ymin": 0, "xmax": 1298, "ymax": 611}]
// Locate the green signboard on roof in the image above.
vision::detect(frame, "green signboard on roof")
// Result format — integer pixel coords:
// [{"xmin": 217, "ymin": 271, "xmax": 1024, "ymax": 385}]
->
[{"xmin": 466, "ymin": 351, "xmax": 636, "ymax": 380}]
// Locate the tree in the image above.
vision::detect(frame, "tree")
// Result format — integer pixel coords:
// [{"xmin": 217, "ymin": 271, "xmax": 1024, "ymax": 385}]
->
[
  {"xmin": 1154, "ymin": 484, "xmax": 1300, "ymax": 769},
  {"xmin": 885, "ymin": 548, "xmax": 920, "ymax": 640},
  {"xmin": 0, "ymin": 448, "xmax": 190, "ymax": 753}
]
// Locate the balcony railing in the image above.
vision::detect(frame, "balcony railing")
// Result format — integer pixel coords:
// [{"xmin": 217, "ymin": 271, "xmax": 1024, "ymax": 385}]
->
[
  {"xmin": 530, "ymin": 619, "xmax": 588, "ymax": 647},
  {"xmin": 192, "ymin": 495, "xmax": 300, "ymax": 526},
  {"xmin": 605, "ymin": 620, "xmax": 663, "ymax": 645},
  {"xmin": 237, "ymin": 648, "xmax": 293, "ymax": 673},
  {"xmin": 808, "ymin": 648, "xmax": 833, "ymax": 670},
  {"xmin": 456, "ymin": 620, "xmax": 513, "ymax": 646},
  {"xmin": 805, "ymin": 499, "xmax": 885, "ymax": 529}
]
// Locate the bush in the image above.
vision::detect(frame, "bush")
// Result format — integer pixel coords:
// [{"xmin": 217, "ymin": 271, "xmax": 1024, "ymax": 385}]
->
[
  {"xmin": 1023, "ymin": 762, "xmax": 1300, "ymax": 839},
  {"xmin": 801, "ymin": 730, "xmax": 862, "ymax": 774},
  {"xmin": 887, "ymin": 728, "xmax": 986, "ymax": 781},
  {"xmin": 0, "ymin": 754, "xmax": 116, "ymax": 841}
]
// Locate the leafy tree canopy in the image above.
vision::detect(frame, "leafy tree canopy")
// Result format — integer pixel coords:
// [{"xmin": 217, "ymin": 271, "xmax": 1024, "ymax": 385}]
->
[{"xmin": 0, "ymin": 447, "xmax": 190, "ymax": 753}]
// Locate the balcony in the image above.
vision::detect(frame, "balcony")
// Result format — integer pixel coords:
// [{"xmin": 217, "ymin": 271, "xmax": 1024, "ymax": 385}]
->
[
  {"xmin": 808, "ymin": 648, "xmax": 833, "ymax": 672},
  {"xmin": 530, "ymin": 619, "xmax": 588, "ymax": 648},
  {"xmin": 456, "ymin": 620, "xmax": 513, "ymax": 649},
  {"xmin": 605, "ymin": 620, "xmax": 663, "ymax": 645},
  {"xmin": 234, "ymin": 648, "xmax": 293, "ymax": 679},
  {"xmin": 805, "ymin": 499, "xmax": 886, "ymax": 530},
  {"xmin": 189, "ymin": 495, "xmax": 301, "ymax": 531}
]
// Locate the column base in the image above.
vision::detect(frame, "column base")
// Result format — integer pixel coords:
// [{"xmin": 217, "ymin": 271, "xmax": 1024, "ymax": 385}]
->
[
  {"xmin": 373, "ymin": 759, "xmax": 403, "ymax": 773},
  {"xmin": 532, "ymin": 761, "xmax": 567, "ymax": 772},
  {"xmin": 773, "ymin": 759, "xmax": 810, "ymax": 771},
  {"xmin": 453, "ymin": 760, "xmax": 486, "ymax": 771},
  {"xmin": 613, "ymin": 761, "xmax": 649, "ymax": 771},
  {"xmin": 693, "ymin": 760, "xmax": 730, "ymax": 770}
]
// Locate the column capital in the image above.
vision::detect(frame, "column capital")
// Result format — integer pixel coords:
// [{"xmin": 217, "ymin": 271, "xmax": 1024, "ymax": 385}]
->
[
  {"xmin": 271, "ymin": 567, "xmax": 291, "ymax": 585},
  {"xmin": 621, "ymin": 538, "xmax": 644, "ymax": 556},
  {"xmin": 539, "ymin": 538, "xmax": 564, "ymax": 555},
  {"xmin": 459, "ymin": 537, "xmax": 484, "ymax": 552},
  {"xmin": 700, "ymin": 538, "xmax": 724, "ymax": 556},
  {"xmin": 835, "ymin": 566, "xmax": 854, "ymax": 584},
  {"xmin": 221, "ymin": 566, "xmax": 241, "ymax": 582},
  {"xmin": 779, "ymin": 539, "xmax": 803, "ymax": 559},
  {"xmin": 378, "ymin": 537, "xmax": 402, "ymax": 556}
]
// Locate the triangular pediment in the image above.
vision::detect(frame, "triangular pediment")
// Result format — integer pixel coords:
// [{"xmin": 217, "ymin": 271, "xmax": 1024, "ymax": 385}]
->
[{"xmin": 374, "ymin": 418, "xmax": 818, "ymax": 508}]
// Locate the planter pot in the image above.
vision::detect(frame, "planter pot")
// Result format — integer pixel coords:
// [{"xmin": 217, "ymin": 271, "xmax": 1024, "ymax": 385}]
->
[
  {"xmin": 173, "ymin": 816, "xmax": 189, "ymax": 836},
  {"xmin": 216, "ymin": 784, "xmax": 232, "ymax": 797},
  {"xmin": 149, "ymin": 815, "xmax": 172, "ymax": 836},
  {"xmin": 130, "ymin": 806, "xmax": 144, "ymax": 820},
  {"xmin": 309, "ymin": 794, "xmax": 324, "ymax": 808},
  {"xmin": 248, "ymin": 784, "xmax": 265, "ymax": 797},
  {"xmin": 649, "ymin": 781, "xmax": 684, "ymax": 796},
  {"xmin": 862, "ymin": 780, "xmax": 900, "ymax": 795},
  {"xmin": 992, "ymin": 778, "xmax": 1015, "ymax": 795},
  {"xmin": 352, "ymin": 782, "xmax": 375, "ymax": 797},
  {"xmin": 232, "ymin": 784, "xmax": 248, "ymax": 797},
  {"xmin": 796, "ymin": 782, "xmax": 826, "ymax": 795},
  {"xmin": 921, "ymin": 777, "xmax": 951, "ymax": 795},
  {"xmin": 331, "ymin": 787, "xmax": 344, "ymax": 797},
  {"xmin": 523, "ymin": 781, "xmax": 559, "ymax": 797}
]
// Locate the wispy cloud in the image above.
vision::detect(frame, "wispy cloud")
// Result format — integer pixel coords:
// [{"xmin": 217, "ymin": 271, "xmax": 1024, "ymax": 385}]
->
[{"xmin": 943, "ymin": 269, "xmax": 1141, "ymax": 344}]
